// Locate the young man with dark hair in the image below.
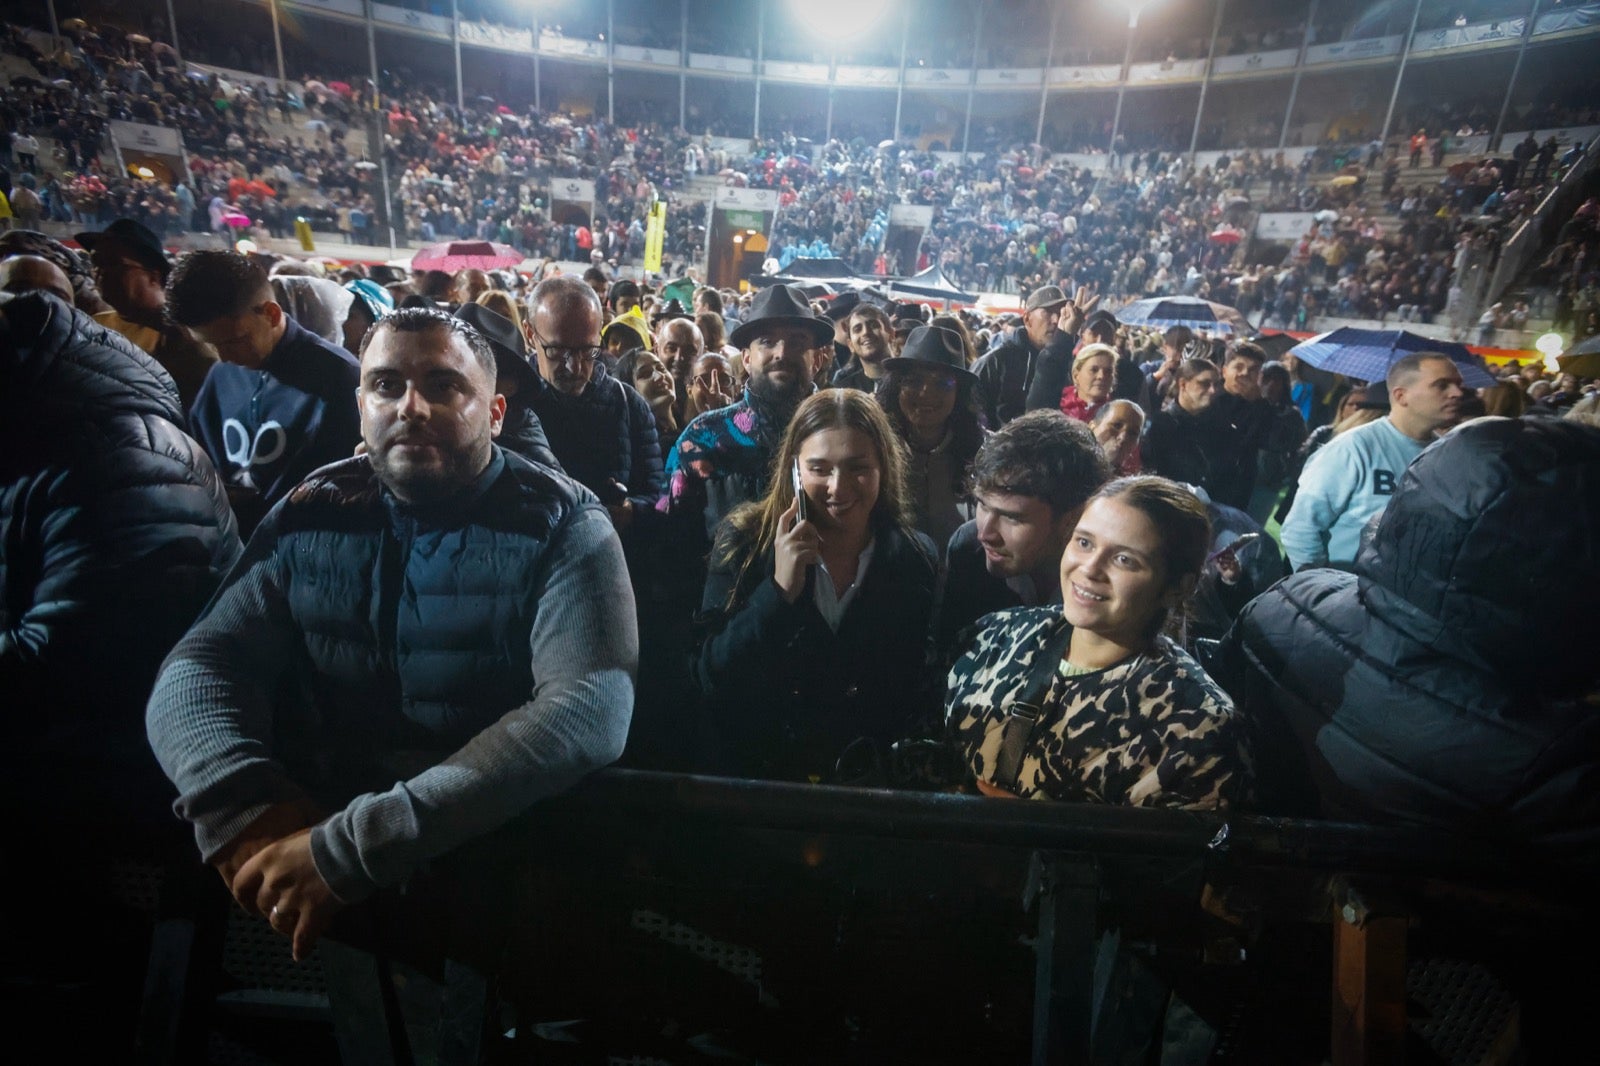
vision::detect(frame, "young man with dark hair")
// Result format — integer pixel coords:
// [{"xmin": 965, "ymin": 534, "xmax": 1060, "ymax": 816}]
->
[
  {"xmin": 933, "ymin": 410, "xmax": 1111, "ymax": 665},
  {"xmin": 167, "ymin": 250, "xmax": 361, "ymax": 535}
]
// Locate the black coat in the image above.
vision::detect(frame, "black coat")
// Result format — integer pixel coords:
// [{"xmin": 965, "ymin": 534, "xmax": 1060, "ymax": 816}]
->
[
  {"xmin": 696, "ymin": 521, "xmax": 938, "ymax": 784},
  {"xmin": 1214, "ymin": 418, "xmax": 1600, "ymax": 861},
  {"xmin": 1, "ymin": 293, "xmax": 241, "ymax": 817},
  {"xmin": 527, "ymin": 365, "xmax": 664, "ymax": 509}
]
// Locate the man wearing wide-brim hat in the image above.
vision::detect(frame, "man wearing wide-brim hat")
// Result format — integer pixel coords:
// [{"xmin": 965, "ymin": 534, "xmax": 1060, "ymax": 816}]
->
[
  {"xmin": 661, "ymin": 283, "xmax": 834, "ymax": 547},
  {"xmin": 970, "ymin": 282, "xmax": 1097, "ymax": 429},
  {"xmin": 452, "ymin": 301, "xmax": 561, "ymax": 471}
]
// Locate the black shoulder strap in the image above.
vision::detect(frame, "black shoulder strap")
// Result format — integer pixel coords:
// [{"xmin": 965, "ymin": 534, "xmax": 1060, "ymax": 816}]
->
[{"xmin": 991, "ymin": 623, "xmax": 1074, "ymax": 792}]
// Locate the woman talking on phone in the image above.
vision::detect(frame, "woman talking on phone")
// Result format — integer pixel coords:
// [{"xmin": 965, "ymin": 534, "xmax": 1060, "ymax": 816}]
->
[
  {"xmin": 695, "ymin": 390, "xmax": 939, "ymax": 784},
  {"xmin": 945, "ymin": 476, "xmax": 1252, "ymax": 808}
]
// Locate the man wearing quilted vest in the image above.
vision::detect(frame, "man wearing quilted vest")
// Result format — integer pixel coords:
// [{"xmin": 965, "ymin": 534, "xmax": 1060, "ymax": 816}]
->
[{"xmin": 147, "ymin": 307, "xmax": 637, "ymax": 961}]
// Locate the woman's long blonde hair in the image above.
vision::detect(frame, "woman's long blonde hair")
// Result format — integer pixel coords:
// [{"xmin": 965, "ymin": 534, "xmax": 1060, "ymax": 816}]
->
[{"xmin": 717, "ymin": 390, "xmax": 923, "ymax": 605}]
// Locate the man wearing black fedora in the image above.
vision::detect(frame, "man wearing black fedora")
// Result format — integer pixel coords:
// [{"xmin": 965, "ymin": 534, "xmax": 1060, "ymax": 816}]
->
[
  {"xmin": 451, "ymin": 302, "xmax": 561, "ymax": 471},
  {"xmin": 660, "ymin": 283, "xmax": 834, "ymax": 546},
  {"xmin": 78, "ymin": 217, "xmax": 217, "ymax": 411}
]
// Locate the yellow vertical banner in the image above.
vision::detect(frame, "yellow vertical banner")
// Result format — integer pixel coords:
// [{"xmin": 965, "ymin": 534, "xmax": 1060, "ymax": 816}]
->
[{"xmin": 643, "ymin": 200, "xmax": 666, "ymax": 275}]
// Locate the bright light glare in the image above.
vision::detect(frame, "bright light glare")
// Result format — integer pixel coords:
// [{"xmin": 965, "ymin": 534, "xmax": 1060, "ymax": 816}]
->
[
  {"xmin": 791, "ymin": 0, "xmax": 891, "ymax": 43},
  {"xmin": 1535, "ymin": 332, "xmax": 1565, "ymax": 357},
  {"xmin": 1104, "ymin": 0, "xmax": 1163, "ymax": 28}
]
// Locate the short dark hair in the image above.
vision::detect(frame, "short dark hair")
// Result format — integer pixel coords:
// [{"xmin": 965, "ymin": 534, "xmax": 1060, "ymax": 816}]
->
[
  {"xmin": 165, "ymin": 251, "xmax": 272, "ymax": 326},
  {"xmin": 1225, "ymin": 340, "xmax": 1267, "ymax": 366},
  {"xmin": 1163, "ymin": 325, "xmax": 1194, "ymax": 352},
  {"xmin": 1387, "ymin": 351, "xmax": 1451, "ymax": 390},
  {"xmin": 695, "ymin": 287, "xmax": 723, "ymax": 314},
  {"xmin": 359, "ymin": 306, "xmax": 496, "ymax": 384},
  {"xmin": 969, "ymin": 410, "xmax": 1110, "ymax": 517},
  {"xmin": 849, "ymin": 305, "xmax": 891, "ymax": 330},
  {"xmin": 582, "ymin": 266, "xmax": 609, "ymax": 285}
]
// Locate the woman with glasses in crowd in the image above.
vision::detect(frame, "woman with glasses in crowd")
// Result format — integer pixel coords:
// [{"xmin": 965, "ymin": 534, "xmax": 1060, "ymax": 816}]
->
[
  {"xmin": 874, "ymin": 325, "xmax": 987, "ymax": 556},
  {"xmin": 945, "ymin": 475, "xmax": 1251, "ymax": 807},
  {"xmin": 695, "ymin": 390, "xmax": 939, "ymax": 786}
]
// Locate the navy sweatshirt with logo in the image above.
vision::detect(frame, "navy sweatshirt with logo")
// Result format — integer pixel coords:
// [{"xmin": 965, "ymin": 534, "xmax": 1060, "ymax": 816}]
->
[{"xmin": 189, "ymin": 316, "xmax": 361, "ymax": 536}]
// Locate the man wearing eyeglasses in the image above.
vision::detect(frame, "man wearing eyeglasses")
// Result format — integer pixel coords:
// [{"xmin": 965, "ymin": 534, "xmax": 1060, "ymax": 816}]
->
[{"xmin": 525, "ymin": 276, "xmax": 664, "ymax": 531}]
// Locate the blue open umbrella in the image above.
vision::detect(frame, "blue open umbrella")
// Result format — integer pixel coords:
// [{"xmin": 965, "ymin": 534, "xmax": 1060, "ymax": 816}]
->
[
  {"xmin": 1114, "ymin": 295, "xmax": 1250, "ymax": 334},
  {"xmin": 1288, "ymin": 328, "xmax": 1497, "ymax": 388}
]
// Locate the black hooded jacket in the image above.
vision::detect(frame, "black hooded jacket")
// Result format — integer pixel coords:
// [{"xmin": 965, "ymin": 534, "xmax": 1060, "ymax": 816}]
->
[{"xmin": 1215, "ymin": 418, "xmax": 1600, "ymax": 860}]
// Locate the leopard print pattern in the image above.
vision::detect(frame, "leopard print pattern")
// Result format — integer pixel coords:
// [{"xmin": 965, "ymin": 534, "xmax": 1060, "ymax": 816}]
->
[{"xmin": 945, "ymin": 607, "xmax": 1252, "ymax": 809}]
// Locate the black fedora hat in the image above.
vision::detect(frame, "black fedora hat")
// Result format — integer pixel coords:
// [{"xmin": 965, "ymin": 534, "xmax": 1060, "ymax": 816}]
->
[
  {"xmin": 453, "ymin": 302, "xmax": 537, "ymax": 390},
  {"xmin": 75, "ymin": 217, "xmax": 170, "ymax": 278},
  {"xmin": 882, "ymin": 325, "xmax": 978, "ymax": 383},
  {"xmin": 821, "ymin": 290, "xmax": 861, "ymax": 322},
  {"xmin": 650, "ymin": 297, "xmax": 692, "ymax": 326},
  {"xmin": 729, "ymin": 283, "xmax": 834, "ymax": 349}
]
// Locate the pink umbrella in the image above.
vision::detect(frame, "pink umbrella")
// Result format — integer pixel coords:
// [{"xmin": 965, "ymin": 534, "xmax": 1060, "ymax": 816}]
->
[
  {"xmin": 327, "ymin": 81, "xmax": 353, "ymax": 98},
  {"xmin": 410, "ymin": 240, "xmax": 524, "ymax": 272},
  {"xmin": 1208, "ymin": 226, "xmax": 1243, "ymax": 244},
  {"xmin": 223, "ymin": 212, "xmax": 253, "ymax": 228}
]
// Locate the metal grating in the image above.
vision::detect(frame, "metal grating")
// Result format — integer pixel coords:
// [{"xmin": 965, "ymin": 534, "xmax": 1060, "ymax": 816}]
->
[
  {"xmin": 221, "ymin": 909, "xmax": 328, "ymax": 996},
  {"xmin": 105, "ymin": 858, "xmax": 165, "ymax": 914},
  {"xmin": 629, "ymin": 909, "xmax": 764, "ymax": 987},
  {"xmin": 1407, "ymin": 956, "xmax": 1516, "ymax": 1066}
]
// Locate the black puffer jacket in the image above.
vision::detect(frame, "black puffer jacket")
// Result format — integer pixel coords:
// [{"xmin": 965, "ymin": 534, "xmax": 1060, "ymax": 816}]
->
[
  {"xmin": 1216, "ymin": 418, "xmax": 1600, "ymax": 858},
  {"xmin": 1, "ymin": 292, "xmax": 241, "ymax": 813}
]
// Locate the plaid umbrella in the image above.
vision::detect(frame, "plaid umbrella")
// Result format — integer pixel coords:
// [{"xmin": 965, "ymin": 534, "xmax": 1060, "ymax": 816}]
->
[
  {"xmin": 1288, "ymin": 328, "xmax": 1497, "ymax": 388},
  {"xmin": 409, "ymin": 240, "xmax": 524, "ymax": 273},
  {"xmin": 1115, "ymin": 296, "xmax": 1251, "ymax": 334}
]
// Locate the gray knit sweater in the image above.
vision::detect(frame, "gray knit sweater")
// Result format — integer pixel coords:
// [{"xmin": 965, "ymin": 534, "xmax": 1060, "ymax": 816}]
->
[{"xmin": 145, "ymin": 455, "xmax": 637, "ymax": 903}]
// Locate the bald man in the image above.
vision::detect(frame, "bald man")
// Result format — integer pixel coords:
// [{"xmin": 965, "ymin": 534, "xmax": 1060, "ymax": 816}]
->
[
  {"xmin": 655, "ymin": 315, "xmax": 704, "ymax": 425},
  {"xmin": 0, "ymin": 254, "xmax": 75, "ymax": 304}
]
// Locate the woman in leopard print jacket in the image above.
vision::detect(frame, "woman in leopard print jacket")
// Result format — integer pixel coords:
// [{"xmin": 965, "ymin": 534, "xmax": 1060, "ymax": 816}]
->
[{"xmin": 944, "ymin": 476, "xmax": 1252, "ymax": 809}]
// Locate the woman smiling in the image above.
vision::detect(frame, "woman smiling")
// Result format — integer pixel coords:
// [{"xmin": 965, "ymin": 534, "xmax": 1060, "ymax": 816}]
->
[
  {"xmin": 696, "ymin": 390, "xmax": 939, "ymax": 784},
  {"xmin": 945, "ymin": 476, "xmax": 1251, "ymax": 807}
]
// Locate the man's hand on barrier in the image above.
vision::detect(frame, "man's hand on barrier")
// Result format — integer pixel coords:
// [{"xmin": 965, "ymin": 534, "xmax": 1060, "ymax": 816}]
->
[
  {"xmin": 232, "ymin": 826, "xmax": 345, "ymax": 962},
  {"xmin": 211, "ymin": 799, "xmax": 322, "ymax": 890}
]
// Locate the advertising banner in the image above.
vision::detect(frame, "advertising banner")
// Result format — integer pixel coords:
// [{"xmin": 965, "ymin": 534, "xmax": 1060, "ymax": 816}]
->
[
  {"xmin": 1254, "ymin": 212, "xmax": 1316, "ymax": 241},
  {"xmin": 835, "ymin": 65, "xmax": 899, "ymax": 87},
  {"xmin": 1304, "ymin": 35, "xmax": 1403, "ymax": 64},
  {"xmin": 458, "ymin": 22, "xmax": 532, "ymax": 54},
  {"xmin": 975, "ymin": 68, "xmax": 1043, "ymax": 87},
  {"xmin": 549, "ymin": 177, "xmax": 595, "ymax": 227},
  {"xmin": 371, "ymin": 2, "xmax": 451, "ymax": 36},
  {"xmin": 1127, "ymin": 58, "xmax": 1207, "ymax": 83},
  {"xmin": 763, "ymin": 60, "xmax": 830, "ymax": 83},
  {"xmin": 1211, "ymin": 48, "xmax": 1299, "ymax": 76},
  {"xmin": 689, "ymin": 53, "xmax": 756, "ymax": 75},
  {"xmin": 643, "ymin": 201, "xmax": 666, "ymax": 274}
]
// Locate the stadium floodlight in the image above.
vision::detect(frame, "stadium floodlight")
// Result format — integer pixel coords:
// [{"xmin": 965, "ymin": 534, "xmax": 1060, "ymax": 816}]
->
[
  {"xmin": 1535, "ymin": 332, "xmax": 1565, "ymax": 357},
  {"xmin": 790, "ymin": 0, "xmax": 892, "ymax": 42},
  {"xmin": 1105, "ymin": 0, "xmax": 1165, "ymax": 29}
]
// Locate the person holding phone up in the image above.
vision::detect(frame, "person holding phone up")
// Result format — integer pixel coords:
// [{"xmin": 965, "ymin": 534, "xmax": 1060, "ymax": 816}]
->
[{"xmin": 695, "ymin": 390, "xmax": 939, "ymax": 785}]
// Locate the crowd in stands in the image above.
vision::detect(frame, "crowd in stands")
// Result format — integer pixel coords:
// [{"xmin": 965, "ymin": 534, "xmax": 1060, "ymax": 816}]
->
[{"xmin": 6, "ymin": 13, "xmax": 1600, "ymax": 1060}]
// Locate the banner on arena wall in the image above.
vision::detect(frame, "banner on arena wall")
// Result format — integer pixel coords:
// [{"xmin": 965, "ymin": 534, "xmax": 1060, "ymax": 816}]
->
[
  {"xmin": 548, "ymin": 178, "xmax": 595, "ymax": 227},
  {"xmin": 1254, "ymin": 212, "xmax": 1316, "ymax": 241},
  {"xmin": 613, "ymin": 44, "xmax": 678, "ymax": 67},
  {"xmin": 457, "ymin": 21, "xmax": 533, "ymax": 55},
  {"xmin": 643, "ymin": 200, "xmax": 666, "ymax": 275},
  {"xmin": 283, "ymin": 0, "xmax": 364, "ymax": 19},
  {"xmin": 835, "ymin": 65, "xmax": 899, "ymax": 88},
  {"xmin": 904, "ymin": 68, "xmax": 967, "ymax": 86},
  {"xmin": 713, "ymin": 187, "xmax": 778, "ymax": 212},
  {"xmin": 762, "ymin": 60, "xmax": 830, "ymax": 83},
  {"xmin": 1304, "ymin": 35, "xmax": 1403, "ymax": 64},
  {"xmin": 540, "ymin": 32, "xmax": 606, "ymax": 59},
  {"xmin": 370, "ymin": 2, "xmax": 451, "ymax": 36},
  {"xmin": 1047, "ymin": 64, "xmax": 1122, "ymax": 88},
  {"xmin": 1412, "ymin": 19, "xmax": 1526, "ymax": 53},
  {"xmin": 1211, "ymin": 48, "xmax": 1299, "ymax": 76},
  {"xmin": 975, "ymin": 68, "xmax": 1043, "ymax": 87},
  {"xmin": 1535, "ymin": 3, "xmax": 1600, "ymax": 35},
  {"xmin": 1127, "ymin": 58, "xmax": 1207, "ymax": 83},
  {"xmin": 689, "ymin": 53, "xmax": 756, "ymax": 75}
]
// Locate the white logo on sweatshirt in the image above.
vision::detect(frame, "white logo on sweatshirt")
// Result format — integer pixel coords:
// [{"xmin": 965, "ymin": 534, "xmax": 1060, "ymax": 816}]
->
[{"xmin": 222, "ymin": 419, "xmax": 288, "ymax": 468}]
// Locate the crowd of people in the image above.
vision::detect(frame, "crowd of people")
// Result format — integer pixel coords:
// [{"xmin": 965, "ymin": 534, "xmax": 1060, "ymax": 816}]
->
[
  {"xmin": 6, "ymin": 14, "xmax": 1593, "ymax": 349},
  {"xmin": 5, "ymin": 10, "xmax": 1600, "ymax": 1059}
]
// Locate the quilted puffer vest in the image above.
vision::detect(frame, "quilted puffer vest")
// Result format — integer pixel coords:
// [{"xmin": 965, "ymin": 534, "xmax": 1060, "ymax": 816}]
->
[{"xmin": 268, "ymin": 448, "xmax": 591, "ymax": 750}]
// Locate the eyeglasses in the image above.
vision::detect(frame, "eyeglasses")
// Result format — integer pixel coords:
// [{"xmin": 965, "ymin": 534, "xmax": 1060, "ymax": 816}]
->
[
  {"xmin": 530, "ymin": 326, "xmax": 601, "ymax": 369},
  {"xmin": 903, "ymin": 373, "xmax": 959, "ymax": 394}
]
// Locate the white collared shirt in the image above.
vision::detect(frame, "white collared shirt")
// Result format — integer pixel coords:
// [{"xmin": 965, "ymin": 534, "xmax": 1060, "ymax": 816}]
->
[{"xmin": 813, "ymin": 538, "xmax": 877, "ymax": 633}]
